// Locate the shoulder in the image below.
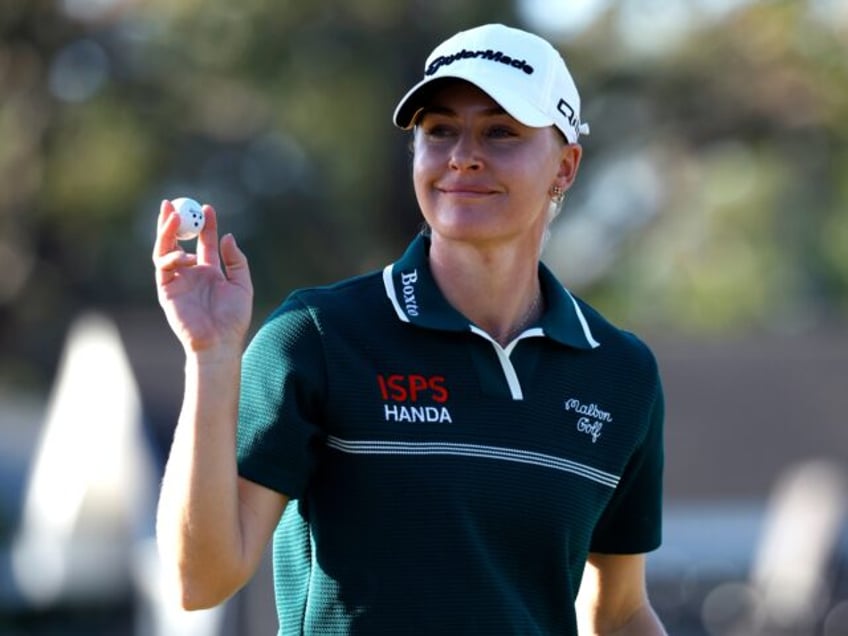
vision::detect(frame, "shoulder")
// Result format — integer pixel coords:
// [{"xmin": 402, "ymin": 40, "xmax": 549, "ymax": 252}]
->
[
  {"xmin": 572, "ymin": 295, "xmax": 661, "ymax": 385},
  {"xmin": 251, "ymin": 269, "xmax": 388, "ymax": 344},
  {"xmin": 242, "ymin": 271, "xmax": 386, "ymax": 380}
]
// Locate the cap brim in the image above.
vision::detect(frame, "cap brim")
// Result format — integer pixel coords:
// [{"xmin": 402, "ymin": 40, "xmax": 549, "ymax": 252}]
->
[{"xmin": 393, "ymin": 72, "xmax": 554, "ymax": 130}]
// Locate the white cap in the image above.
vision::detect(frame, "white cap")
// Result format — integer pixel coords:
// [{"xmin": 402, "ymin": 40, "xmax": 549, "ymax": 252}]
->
[{"xmin": 393, "ymin": 23, "xmax": 590, "ymax": 144}]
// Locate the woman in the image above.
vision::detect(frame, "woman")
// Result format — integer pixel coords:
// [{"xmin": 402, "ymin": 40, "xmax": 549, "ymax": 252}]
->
[{"xmin": 153, "ymin": 23, "xmax": 667, "ymax": 635}]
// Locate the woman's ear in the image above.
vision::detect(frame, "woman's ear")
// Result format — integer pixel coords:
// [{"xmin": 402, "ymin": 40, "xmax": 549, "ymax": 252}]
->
[{"xmin": 556, "ymin": 143, "xmax": 583, "ymax": 192}]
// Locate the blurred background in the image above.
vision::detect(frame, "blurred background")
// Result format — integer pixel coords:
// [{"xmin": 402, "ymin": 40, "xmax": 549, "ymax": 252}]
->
[{"xmin": 1, "ymin": 0, "xmax": 847, "ymax": 634}]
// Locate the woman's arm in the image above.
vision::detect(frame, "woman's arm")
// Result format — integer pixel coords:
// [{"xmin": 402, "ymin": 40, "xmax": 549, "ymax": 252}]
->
[
  {"xmin": 576, "ymin": 552, "xmax": 667, "ymax": 636},
  {"xmin": 152, "ymin": 200, "xmax": 287, "ymax": 609}
]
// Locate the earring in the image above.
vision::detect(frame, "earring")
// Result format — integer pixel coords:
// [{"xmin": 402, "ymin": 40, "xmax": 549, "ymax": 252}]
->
[{"xmin": 550, "ymin": 185, "xmax": 564, "ymax": 203}]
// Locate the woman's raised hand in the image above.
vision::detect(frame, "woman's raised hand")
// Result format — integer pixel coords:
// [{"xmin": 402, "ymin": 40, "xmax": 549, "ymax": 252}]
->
[{"xmin": 153, "ymin": 200, "xmax": 253, "ymax": 356}]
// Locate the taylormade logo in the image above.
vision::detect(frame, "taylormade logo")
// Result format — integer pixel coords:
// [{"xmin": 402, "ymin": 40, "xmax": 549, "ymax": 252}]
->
[
  {"xmin": 557, "ymin": 98, "xmax": 578, "ymax": 129},
  {"xmin": 426, "ymin": 49, "xmax": 534, "ymax": 76}
]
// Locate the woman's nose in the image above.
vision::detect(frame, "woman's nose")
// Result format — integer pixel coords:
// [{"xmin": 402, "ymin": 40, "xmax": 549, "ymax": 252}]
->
[{"xmin": 448, "ymin": 133, "xmax": 482, "ymax": 171}]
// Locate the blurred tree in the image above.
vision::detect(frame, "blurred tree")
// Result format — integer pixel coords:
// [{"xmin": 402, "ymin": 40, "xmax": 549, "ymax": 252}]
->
[
  {"xmin": 0, "ymin": 0, "xmax": 516, "ymax": 387},
  {"xmin": 544, "ymin": 1, "xmax": 848, "ymax": 333},
  {"xmin": 0, "ymin": 0, "xmax": 846, "ymax": 390}
]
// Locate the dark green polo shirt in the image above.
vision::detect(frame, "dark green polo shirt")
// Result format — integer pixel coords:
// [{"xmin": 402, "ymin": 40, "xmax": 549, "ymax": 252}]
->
[{"xmin": 237, "ymin": 234, "xmax": 664, "ymax": 635}]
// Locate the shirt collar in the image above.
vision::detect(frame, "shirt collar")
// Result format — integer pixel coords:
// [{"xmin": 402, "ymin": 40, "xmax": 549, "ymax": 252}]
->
[{"xmin": 383, "ymin": 234, "xmax": 600, "ymax": 350}]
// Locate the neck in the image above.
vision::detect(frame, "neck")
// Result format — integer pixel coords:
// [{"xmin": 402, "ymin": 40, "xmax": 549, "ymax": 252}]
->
[
  {"xmin": 501, "ymin": 290, "xmax": 543, "ymax": 344},
  {"xmin": 428, "ymin": 235, "xmax": 544, "ymax": 346}
]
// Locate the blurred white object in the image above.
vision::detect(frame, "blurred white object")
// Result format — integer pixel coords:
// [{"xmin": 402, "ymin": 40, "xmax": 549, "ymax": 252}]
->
[
  {"xmin": 11, "ymin": 312, "xmax": 156, "ymax": 606},
  {"xmin": 699, "ymin": 458, "xmax": 848, "ymax": 636},
  {"xmin": 751, "ymin": 458, "xmax": 848, "ymax": 630}
]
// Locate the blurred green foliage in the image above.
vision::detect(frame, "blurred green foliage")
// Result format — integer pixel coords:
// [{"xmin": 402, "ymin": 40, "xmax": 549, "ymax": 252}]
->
[{"xmin": 1, "ymin": 0, "xmax": 847, "ymax": 389}]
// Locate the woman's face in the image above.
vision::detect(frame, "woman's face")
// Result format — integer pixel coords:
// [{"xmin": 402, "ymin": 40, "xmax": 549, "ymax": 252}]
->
[{"xmin": 412, "ymin": 80, "xmax": 581, "ymax": 249}]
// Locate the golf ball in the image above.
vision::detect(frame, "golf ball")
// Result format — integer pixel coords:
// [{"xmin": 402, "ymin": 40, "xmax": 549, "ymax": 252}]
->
[{"xmin": 172, "ymin": 197, "xmax": 205, "ymax": 240}]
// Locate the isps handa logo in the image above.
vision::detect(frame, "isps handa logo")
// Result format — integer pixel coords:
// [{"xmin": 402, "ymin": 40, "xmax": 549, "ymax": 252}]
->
[
  {"xmin": 376, "ymin": 373, "xmax": 453, "ymax": 423},
  {"xmin": 564, "ymin": 398, "xmax": 612, "ymax": 443}
]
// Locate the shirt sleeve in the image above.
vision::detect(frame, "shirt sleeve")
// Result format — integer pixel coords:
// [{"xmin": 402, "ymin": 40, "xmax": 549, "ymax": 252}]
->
[
  {"xmin": 589, "ymin": 374, "xmax": 664, "ymax": 554},
  {"xmin": 236, "ymin": 294, "xmax": 327, "ymax": 499}
]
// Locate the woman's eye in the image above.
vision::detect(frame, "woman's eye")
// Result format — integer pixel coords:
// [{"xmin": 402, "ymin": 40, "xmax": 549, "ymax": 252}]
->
[
  {"xmin": 424, "ymin": 124, "xmax": 455, "ymax": 138},
  {"xmin": 487, "ymin": 126, "xmax": 517, "ymax": 138}
]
